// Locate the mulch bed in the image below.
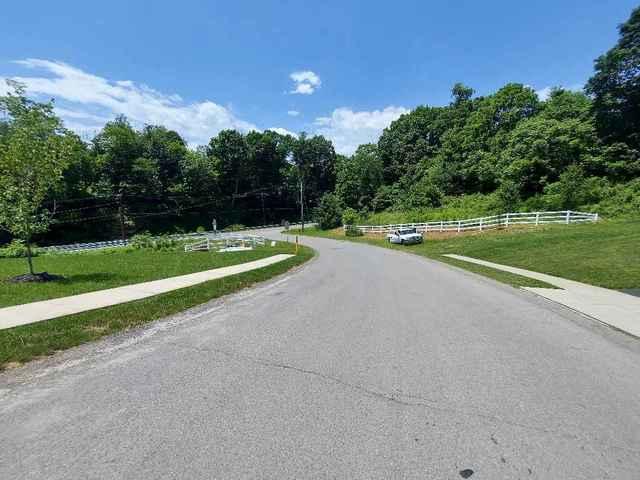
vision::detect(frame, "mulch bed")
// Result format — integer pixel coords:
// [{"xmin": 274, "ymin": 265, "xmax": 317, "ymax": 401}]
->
[{"xmin": 7, "ymin": 272, "xmax": 65, "ymax": 283}]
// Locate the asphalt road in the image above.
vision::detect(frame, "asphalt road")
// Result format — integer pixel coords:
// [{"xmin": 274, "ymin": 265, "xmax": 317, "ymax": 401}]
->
[{"xmin": 1, "ymin": 229, "xmax": 639, "ymax": 479}]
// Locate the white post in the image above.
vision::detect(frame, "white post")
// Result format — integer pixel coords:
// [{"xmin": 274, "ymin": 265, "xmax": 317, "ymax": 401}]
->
[
  {"xmin": 440, "ymin": 220, "xmax": 443, "ymax": 232},
  {"xmin": 566, "ymin": 210, "xmax": 571, "ymax": 224},
  {"xmin": 479, "ymin": 217, "xmax": 483, "ymax": 232},
  {"xmin": 594, "ymin": 213, "xmax": 599, "ymax": 222},
  {"xmin": 535, "ymin": 212, "xmax": 540, "ymax": 226},
  {"xmin": 505, "ymin": 213, "xmax": 510, "ymax": 228},
  {"xmin": 457, "ymin": 220, "xmax": 461, "ymax": 233}
]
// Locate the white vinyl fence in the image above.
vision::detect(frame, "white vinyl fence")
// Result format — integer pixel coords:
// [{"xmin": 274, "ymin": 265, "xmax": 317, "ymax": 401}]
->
[
  {"xmin": 345, "ymin": 210, "xmax": 599, "ymax": 235},
  {"xmin": 184, "ymin": 233, "xmax": 266, "ymax": 252}
]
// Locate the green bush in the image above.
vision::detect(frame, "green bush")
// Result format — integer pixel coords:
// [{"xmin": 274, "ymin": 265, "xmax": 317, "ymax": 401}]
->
[
  {"xmin": 342, "ymin": 207, "xmax": 359, "ymax": 226},
  {"xmin": 153, "ymin": 234, "xmax": 179, "ymax": 250},
  {"xmin": 315, "ymin": 193, "xmax": 344, "ymax": 230},
  {"xmin": 130, "ymin": 233, "xmax": 154, "ymax": 249},
  {"xmin": 0, "ymin": 239, "xmax": 35, "ymax": 258},
  {"xmin": 223, "ymin": 224, "xmax": 246, "ymax": 232},
  {"xmin": 345, "ymin": 225, "xmax": 363, "ymax": 237},
  {"xmin": 129, "ymin": 233, "xmax": 179, "ymax": 250},
  {"xmin": 196, "ymin": 226, "xmax": 206, "ymax": 233}
]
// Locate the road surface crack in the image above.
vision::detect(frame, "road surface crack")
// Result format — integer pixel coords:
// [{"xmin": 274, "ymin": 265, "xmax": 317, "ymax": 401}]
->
[{"xmin": 170, "ymin": 342, "xmax": 640, "ymax": 458}]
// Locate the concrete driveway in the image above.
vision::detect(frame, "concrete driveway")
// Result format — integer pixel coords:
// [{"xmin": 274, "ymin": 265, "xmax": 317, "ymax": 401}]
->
[{"xmin": 1, "ymin": 228, "xmax": 639, "ymax": 479}]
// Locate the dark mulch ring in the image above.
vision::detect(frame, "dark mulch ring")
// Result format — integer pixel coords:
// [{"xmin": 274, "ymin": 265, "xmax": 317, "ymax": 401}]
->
[{"xmin": 7, "ymin": 272, "xmax": 65, "ymax": 283}]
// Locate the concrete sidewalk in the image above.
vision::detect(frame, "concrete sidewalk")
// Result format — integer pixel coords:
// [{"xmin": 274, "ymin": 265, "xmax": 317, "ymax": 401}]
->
[
  {"xmin": 445, "ymin": 254, "xmax": 640, "ymax": 337},
  {"xmin": 0, "ymin": 254, "xmax": 293, "ymax": 330}
]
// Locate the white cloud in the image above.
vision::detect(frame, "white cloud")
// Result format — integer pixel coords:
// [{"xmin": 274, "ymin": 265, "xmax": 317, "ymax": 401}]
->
[
  {"xmin": 313, "ymin": 106, "xmax": 408, "ymax": 155},
  {"xmin": 287, "ymin": 110, "xmax": 300, "ymax": 117},
  {"xmin": 268, "ymin": 127, "xmax": 298, "ymax": 137},
  {"xmin": 289, "ymin": 70, "xmax": 321, "ymax": 95},
  {"xmin": 3, "ymin": 59, "xmax": 257, "ymax": 144},
  {"xmin": 535, "ymin": 83, "xmax": 583, "ymax": 101},
  {"xmin": 0, "ymin": 80, "xmax": 10, "ymax": 96}
]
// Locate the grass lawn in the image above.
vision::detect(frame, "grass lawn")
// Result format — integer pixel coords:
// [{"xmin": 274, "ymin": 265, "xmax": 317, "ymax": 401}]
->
[
  {"xmin": 289, "ymin": 218, "xmax": 640, "ymax": 290},
  {"xmin": 0, "ymin": 243, "xmax": 299, "ymax": 307},
  {"xmin": 0, "ymin": 244, "xmax": 314, "ymax": 369}
]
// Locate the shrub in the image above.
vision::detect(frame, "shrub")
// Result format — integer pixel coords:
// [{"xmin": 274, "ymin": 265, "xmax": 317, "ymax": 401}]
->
[
  {"xmin": 315, "ymin": 193, "xmax": 344, "ymax": 230},
  {"xmin": 153, "ymin": 234, "xmax": 179, "ymax": 250},
  {"xmin": 129, "ymin": 233, "xmax": 179, "ymax": 250},
  {"xmin": 0, "ymin": 239, "xmax": 35, "ymax": 258},
  {"xmin": 345, "ymin": 225, "xmax": 363, "ymax": 237},
  {"xmin": 223, "ymin": 224, "xmax": 245, "ymax": 232},
  {"xmin": 196, "ymin": 226, "xmax": 206, "ymax": 233},
  {"xmin": 494, "ymin": 180, "xmax": 522, "ymax": 212},
  {"xmin": 130, "ymin": 233, "xmax": 154, "ymax": 249},
  {"xmin": 342, "ymin": 207, "xmax": 359, "ymax": 226}
]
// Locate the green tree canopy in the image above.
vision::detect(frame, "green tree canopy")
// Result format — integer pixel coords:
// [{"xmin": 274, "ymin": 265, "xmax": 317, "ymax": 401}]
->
[
  {"xmin": 0, "ymin": 81, "xmax": 75, "ymax": 273},
  {"xmin": 335, "ymin": 143, "xmax": 383, "ymax": 210},
  {"xmin": 586, "ymin": 6, "xmax": 640, "ymax": 149}
]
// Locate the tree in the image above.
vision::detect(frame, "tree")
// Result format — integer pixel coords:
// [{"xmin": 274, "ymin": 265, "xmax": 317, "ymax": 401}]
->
[
  {"xmin": 92, "ymin": 116, "xmax": 153, "ymax": 239},
  {"xmin": 139, "ymin": 125, "xmax": 187, "ymax": 194},
  {"xmin": 378, "ymin": 105, "xmax": 451, "ymax": 184},
  {"xmin": 291, "ymin": 133, "xmax": 337, "ymax": 228},
  {"xmin": 314, "ymin": 192, "xmax": 343, "ymax": 230},
  {"xmin": 181, "ymin": 147, "xmax": 220, "ymax": 199},
  {"xmin": 445, "ymin": 83, "xmax": 540, "ymax": 192},
  {"xmin": 0, "ymin": 81, "xmax": 74, "ymax": 275},
  {"xmin": 93, "ymin": 116, "xmax": 143, "ymax": 193},
  {"xmin": 246, "ymin": 130, "xmax": 288, "ymax": 191},
  {"xmin": 451, "ymin": 83, "xmax": 474, "ymax": 104},
  {"xmin": 586, "ymin": 6, "xmax": 640, "ymax": 149},
  {"xmin": 335, "ymin": 144, "xmax": 383, "ymax": 210},
  {"xmin": 500, "ymin": 115, "xmax": 601, "ymax": 196},
  {"xmin": 207, "ymin": 129, "xmax": 249, "ymax": 205}
]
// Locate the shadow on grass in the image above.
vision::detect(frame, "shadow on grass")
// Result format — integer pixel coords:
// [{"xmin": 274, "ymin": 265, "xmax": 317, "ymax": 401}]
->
[{"xmin": 58, "ymin": 272, "xmax": 120, "ymax": 284}]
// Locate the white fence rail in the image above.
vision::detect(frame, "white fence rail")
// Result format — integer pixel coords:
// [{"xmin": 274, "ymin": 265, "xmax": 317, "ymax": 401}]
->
[
  {"xmin": 346, "ymin": 210, "xmax": 599, "ymax": 235},
  {"xmin": 42, "ymin": 222, "xmax": 301, "ymax": 253},
  {"xmin": 184, "ymin": 233, "xmax": 266, "ymax": 252}
]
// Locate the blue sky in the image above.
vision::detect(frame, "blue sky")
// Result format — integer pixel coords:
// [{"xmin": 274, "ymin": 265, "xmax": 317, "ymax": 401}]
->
[{"xmin": 0, "ymin": 0, "xmax": 636, "ymax": 154}]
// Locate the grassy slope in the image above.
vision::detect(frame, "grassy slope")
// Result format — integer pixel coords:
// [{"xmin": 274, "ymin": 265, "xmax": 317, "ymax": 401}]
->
[
  {"xmin": 0, "ymin": 245, "xmax": 314, "ymax": 369},
  {"xmin": 0, "ymin": 243, "xmax": 298, "ymax": 307},
  {"xmin": 290, "ymin": 219, "xmax": 640, "ymax": 289}
]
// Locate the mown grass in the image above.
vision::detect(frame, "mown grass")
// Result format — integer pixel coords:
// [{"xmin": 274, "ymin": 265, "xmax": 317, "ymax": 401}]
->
[
  {"xmin": 0, "ymin": 245, "xmax": 314, "ymax": 369},
  {"xmin": 0, "ymin": 243, "xmax": 298, "ymax": 307},
  {"xmin": 290, "ymin": 218, "xmax": 640, "ymax": 290}
]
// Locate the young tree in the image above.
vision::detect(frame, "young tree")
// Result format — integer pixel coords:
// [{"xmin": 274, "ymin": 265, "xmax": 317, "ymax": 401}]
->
[
  {"xmin": 0, "ymin": 81, "xmax": 74, "ymax": 275},
  {"xmin": 314, "ymin": 192, "xmax": 343, "ymax": 230}
]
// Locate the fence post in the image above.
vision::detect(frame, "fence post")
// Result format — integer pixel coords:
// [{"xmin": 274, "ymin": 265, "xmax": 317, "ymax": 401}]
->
[
  {"xmin": 535, "ymin": 212, "xmax": 540, "ymax": 226},
  {"xmin": 505, "ymin": 213, "xmax": 510, "ymax": 228},
  {"xmin": 566, "ymin": 210, "xmax": 571, "ymax": 224},
  {"xmin": 479, "ymin": 217, "xmax": 483, "ymax": 232},
  {"xmin": 457, "ymin": 220, "xmax": 461, "ymax": 233},
  {"xmin": 440, "ymin": 220, "xmax": 443, "ymax": 232},
  {"xmin": 594, "ymin": 213, "xmax": 599, "ymax": 222}
]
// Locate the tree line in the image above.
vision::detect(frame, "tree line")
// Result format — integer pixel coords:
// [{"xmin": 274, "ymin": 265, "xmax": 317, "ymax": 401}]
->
[
  {"xmin": 0, "ymin": 88, "xmax": 338, "ymax": 248},
  {"xmin": 1, "ymin": 5, "xmax": 639, "ymax": 255},
  {"xmin": 315, "ymin": 6, "xmax": 640, "ymax": 229}
]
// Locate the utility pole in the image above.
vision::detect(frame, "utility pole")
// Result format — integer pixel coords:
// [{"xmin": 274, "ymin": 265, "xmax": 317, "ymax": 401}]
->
[
  {"xmin": 118, "ymin": 192, "xmax": 127, "ymax": 241},
  {"xmin": 259, "ymin": 191, "xmax": 267, "ymax": 226},
  {"xmin": 299, "ymin": 177, "xmax": 305, "ymax": 232}
]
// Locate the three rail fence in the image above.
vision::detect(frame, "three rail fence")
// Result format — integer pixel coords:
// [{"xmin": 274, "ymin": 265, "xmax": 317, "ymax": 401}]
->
[{"xmin": 345, "ymin": 210, "xmax": 599, "ymax": 235}]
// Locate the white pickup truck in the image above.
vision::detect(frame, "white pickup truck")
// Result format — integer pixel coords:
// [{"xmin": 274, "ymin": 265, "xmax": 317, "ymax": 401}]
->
[{"xmin": 386, "ymin": 228, "xmax": 424, "ymax": 245}]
